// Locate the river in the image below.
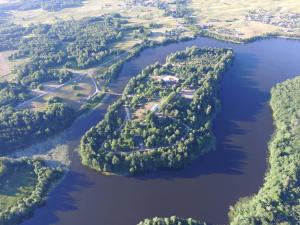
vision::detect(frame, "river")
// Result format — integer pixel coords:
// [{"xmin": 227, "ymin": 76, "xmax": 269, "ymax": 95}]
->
[{"xmin": 20, "ymin": 37, "xmax": 300, "ymax": 225}]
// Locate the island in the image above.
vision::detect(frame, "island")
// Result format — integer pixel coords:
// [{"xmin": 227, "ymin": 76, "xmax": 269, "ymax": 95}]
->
[{"xmin": 80, "ymin": 46, "xmax": 233, "ymax": 175}]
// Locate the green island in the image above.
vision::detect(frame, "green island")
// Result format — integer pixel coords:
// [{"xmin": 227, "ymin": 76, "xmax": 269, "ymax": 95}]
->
[
  {"xmin": 0, "ymin": 157, "xmax": 62, "ymax": 225},
  {"xmin": 80, "ymin": 47, "xmax": 233, "ymax": 175},
  {"xmin": 139, "ymin": 76, "xmax": 300, "ymax": 224}
]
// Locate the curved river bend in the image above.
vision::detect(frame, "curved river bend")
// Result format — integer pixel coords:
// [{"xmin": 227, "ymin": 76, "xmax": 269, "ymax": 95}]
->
[{"xmin": 21, "ymin": 37, "xmax": 300, "ymax": 225}]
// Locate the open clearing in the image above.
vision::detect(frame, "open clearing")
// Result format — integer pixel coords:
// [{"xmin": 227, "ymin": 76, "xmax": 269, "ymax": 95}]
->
[
  {"xmin": 0, "ymin": 51, "xmax": 11, "ymax": 76},
  {"xmin": 18, "ymin": 74, "xmax": 96, "ymax": 112},
  {"xmin": 0, "ymin": 51, "xmax": 29, "ymax": 82}
]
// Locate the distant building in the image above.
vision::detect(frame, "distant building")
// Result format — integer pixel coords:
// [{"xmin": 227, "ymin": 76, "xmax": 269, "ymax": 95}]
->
[
  {"xmin": 151, "ymin": 104, "xmax": 160, "ymax": 112},
  {"xmin": 161, "ymin": 75, "xmax": 179, "ymax": 84}
]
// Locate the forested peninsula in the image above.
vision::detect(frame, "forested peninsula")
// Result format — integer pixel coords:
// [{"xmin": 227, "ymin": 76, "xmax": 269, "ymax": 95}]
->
[
  {"xmin": 80, "ymin": 46, "xmax": 233, "ymax": 175},
  {"xmin": 0, "ymin": 158, "xmax": 62, "ymax": 225}
]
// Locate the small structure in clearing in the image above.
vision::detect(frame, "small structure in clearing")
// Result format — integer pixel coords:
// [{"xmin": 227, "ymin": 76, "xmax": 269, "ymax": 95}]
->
[
  {"xmin": 152, "ymin": 75, "xmax": 179, "ymax": 85},
  {"xmin": 151, "ymin": 104, "xmax": 160, "ymax": 112},
  {"xmin": 181, "ymin": 89, "xmax": 195, "ymax": 99}
]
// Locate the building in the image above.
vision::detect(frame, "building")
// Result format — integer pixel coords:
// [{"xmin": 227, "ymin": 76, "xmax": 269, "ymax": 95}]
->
[
  {"xmin": 151, "ymin": 104, "xmax": 160, "ymax": 112},
  {"xmin": 161, "ymin": 75, "xmax": 179, "ymax": 84}
]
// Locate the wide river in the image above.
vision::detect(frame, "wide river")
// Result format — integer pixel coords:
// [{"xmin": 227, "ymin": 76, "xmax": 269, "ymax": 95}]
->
[{"xmin": 21, "ymin": 37, "xmax": 300, "ymax": 225}]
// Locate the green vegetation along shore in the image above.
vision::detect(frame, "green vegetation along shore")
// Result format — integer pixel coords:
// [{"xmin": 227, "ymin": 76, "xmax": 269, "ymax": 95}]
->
[
  {"xmin": 137, "ymin": 216, "xmax": 206, "ymax": 225},
  {"xmin": 80, "ymin": 46, "xmax": 233, "ymax": 175},
  {"xmin": 229, "ymin": 76, "xmax": 300, "ymax": 224},
  {"xmin": 0, "ymin": 157, "xmax": 62, "ymax": 225}
]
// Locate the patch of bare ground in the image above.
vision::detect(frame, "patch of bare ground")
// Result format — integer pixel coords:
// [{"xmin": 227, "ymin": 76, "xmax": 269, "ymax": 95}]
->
[{"xmin": 0, "ymin": 51, "xmax": 13, "ymax": 77}]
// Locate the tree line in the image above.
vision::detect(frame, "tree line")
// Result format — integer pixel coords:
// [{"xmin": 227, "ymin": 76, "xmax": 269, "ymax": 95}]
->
[{"xmin": 137, "ymin": 216, "xmax": 206, "ymax": 225}]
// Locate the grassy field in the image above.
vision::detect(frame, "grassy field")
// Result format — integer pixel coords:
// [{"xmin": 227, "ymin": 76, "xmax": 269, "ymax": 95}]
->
[
  {"xmin": 0, "ymin": 50, "xmax": 27, "ymax": 81},
  {"xmin": 190, "ymin": 0, "xmax": 300, "ymax": 40},
  {"xmin": 0, "ymin": 52, "xmax": 31, "ymax": 84},
  {"xmin": 19, "ymin": 74, "xmax": 96, "ymax": 112}
]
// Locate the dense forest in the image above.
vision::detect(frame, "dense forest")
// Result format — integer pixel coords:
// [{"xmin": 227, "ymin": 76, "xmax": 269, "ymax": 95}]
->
[
  {"xmin": 137, "ymin": 216, "xmax": 206, "ymax": 225},
  {"xmin": 80, "ymin": 47, "xmax": 233, "ymax": 175},
  {"xmin": 229, "ymin": 76, "xmax": 300, "ymax": 224},
  {"xmin": 0, "ymin": 0, "xmax": 83, "ymax": 12},
  {"xmin": 0, "ymin": 98, "xmax": 75, "ymax": 153},
  {"xmin": 0, "ymin": 82, "xmax": 31, "ymax": 107},
  {"xmin": 0, "ymin": 158, "xmax": 62, "ymax": 225},
  {"xmin": 0, "ymin": 23, "xmax": 34, "ymax": 51}
]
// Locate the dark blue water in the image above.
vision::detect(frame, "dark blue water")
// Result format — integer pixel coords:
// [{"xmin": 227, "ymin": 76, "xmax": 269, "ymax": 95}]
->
[{"xmin": 21, "ymin": 37, "xmax": 300, "ymax": 225}]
